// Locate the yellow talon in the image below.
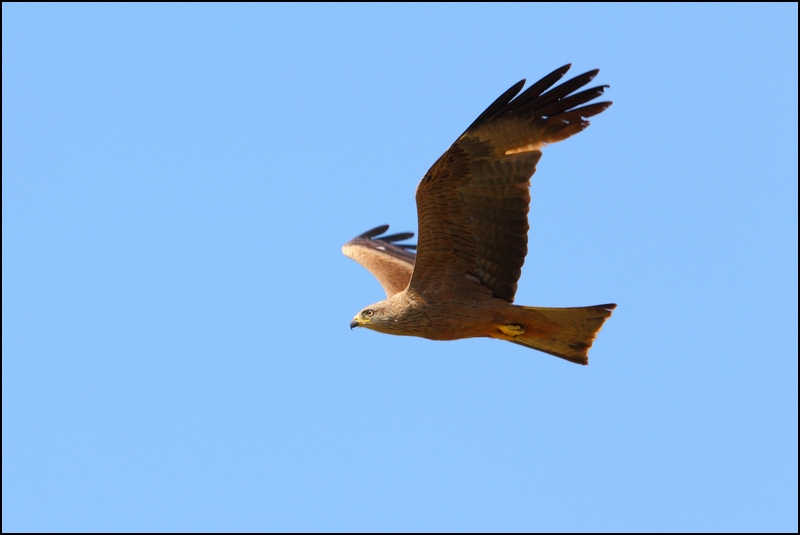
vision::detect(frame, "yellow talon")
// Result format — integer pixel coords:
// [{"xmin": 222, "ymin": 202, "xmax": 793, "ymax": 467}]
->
[{"xmin": 498, "ymin": 324, "xmax": 525, "ymax": 338}]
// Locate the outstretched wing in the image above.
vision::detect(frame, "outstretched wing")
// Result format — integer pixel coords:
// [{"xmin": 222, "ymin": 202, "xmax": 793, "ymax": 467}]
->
[
  {"xmin": 409, "ymin": 64, "xmax": 611, "ymax": 303},
  {"xmin": 342, "ymin": 225, "xmax": 417, "ymax": 297}
]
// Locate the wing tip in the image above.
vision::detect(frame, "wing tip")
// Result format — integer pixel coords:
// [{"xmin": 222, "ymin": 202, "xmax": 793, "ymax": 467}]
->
[
  {"xmin": 358, "ymin": 224, "xmax": 390, "ymax": 239},
  {"xmin": 346, "ymin": 225, "xmax": 417, "ymax": 253}
]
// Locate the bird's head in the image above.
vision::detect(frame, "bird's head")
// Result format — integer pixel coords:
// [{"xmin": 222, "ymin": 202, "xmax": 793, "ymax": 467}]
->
[
  {"xmin": 350, "ymin": 293, "xmax": 422, "ymax": 335},
  {"xmin": 350, "ymin": 302, "xmax": 392, "ymax": 333}
]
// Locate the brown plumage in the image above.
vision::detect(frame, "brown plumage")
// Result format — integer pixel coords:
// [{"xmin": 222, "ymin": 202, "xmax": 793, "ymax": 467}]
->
[{"xmin": 343, "ymin": 64, "xmax": 616, "ymax": 365}]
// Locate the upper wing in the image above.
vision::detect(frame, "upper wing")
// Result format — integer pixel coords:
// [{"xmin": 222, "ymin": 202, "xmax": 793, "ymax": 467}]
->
[
  {"xmin": 409, "ymin": 64, "xmax": 611, "ymax": 303},
  {"xmin": 342, "ymin": 225, "xmax": 417, "ymax": 297}
]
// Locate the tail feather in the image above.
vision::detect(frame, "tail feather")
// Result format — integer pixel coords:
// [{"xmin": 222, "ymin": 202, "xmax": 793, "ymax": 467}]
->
[{"xmin": 508, "ymin": 304, "xmax": 617, "ymax": 365}]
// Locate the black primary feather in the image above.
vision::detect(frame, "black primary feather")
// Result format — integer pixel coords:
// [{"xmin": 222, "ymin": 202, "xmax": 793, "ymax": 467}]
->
[{"xmin": 355, "ymin": 225, "xmax": 416, "ymax": 252}]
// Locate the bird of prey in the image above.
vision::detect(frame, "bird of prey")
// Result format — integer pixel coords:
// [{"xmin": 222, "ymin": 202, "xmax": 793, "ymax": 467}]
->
[{"xmin": 343, "ymin": 64, "xmax": 616, "ymax": 365}]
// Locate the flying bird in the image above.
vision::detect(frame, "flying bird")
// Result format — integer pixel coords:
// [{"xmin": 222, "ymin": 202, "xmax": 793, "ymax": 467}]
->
[{"xmin": 343, "ymin": 64, "xmax": 616, "ymax": 365}]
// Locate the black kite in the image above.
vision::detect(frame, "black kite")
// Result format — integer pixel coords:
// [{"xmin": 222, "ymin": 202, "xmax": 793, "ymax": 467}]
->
[{"xmin": 343, "ymin": 65, "xmax": 616, "ymax": 365}]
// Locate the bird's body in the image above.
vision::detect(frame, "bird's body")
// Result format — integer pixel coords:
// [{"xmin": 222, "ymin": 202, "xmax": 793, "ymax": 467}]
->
[
  {"xmin": 356, "ymin": 291, "xmax": 498, "ymax": 341},
  {"xmin": 344, "ymin": 65, "xmax": 616, "ymax": 365}
]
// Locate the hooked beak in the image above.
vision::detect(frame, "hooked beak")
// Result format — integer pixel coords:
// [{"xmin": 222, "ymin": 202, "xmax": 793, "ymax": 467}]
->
[{"xmin": 350, "ymin": 319, "xmax": 359, "ymax": 330}]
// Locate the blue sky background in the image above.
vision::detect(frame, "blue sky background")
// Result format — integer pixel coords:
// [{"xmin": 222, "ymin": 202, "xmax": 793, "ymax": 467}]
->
[{"xmin": 3, "ymin": 3, "xmax": 797, "ymax": 532}]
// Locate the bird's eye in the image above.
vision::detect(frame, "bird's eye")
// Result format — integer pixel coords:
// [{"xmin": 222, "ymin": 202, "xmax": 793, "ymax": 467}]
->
[{"xmin": 363, "ymin": 309, "xmax": 374, "ymax": 318}]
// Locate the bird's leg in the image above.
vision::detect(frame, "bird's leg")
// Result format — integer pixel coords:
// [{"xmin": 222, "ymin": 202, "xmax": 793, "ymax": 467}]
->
[{"xmin": 496, "ymin": 324, "xmax": 525, "ymax": 340}]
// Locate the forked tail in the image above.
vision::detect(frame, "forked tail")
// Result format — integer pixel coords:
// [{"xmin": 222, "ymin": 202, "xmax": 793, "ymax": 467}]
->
[{"xmin": 505, "ymin": 304, "xmax": 617, "ymax": 365}]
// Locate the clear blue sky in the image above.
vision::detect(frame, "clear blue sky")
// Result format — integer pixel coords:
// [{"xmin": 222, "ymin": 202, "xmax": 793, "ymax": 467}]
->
[{"xmin": 3, "ymin": 3, "xmax": 797, "ymax": 532}]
